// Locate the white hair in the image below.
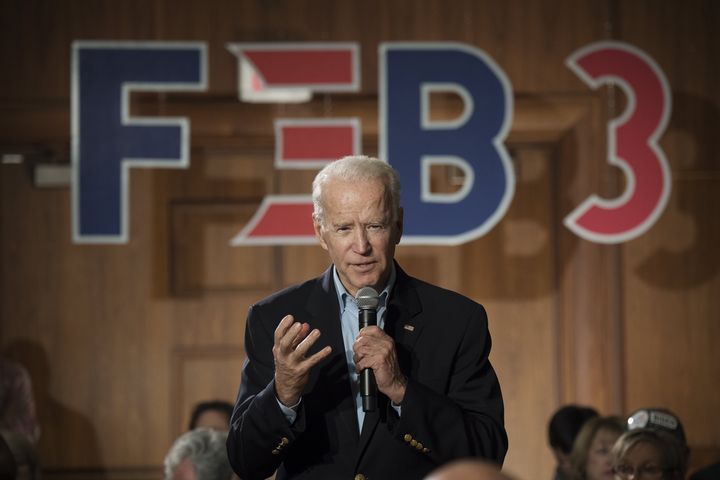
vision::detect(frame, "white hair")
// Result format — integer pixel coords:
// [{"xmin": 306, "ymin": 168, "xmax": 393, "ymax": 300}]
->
[
  {"xmin": 164, "ymin": 428, "xmax": 233, "ymax": 480},
  {"xmin": 311, "ymin": 155, "xmax": 401, "ymax": 226}
]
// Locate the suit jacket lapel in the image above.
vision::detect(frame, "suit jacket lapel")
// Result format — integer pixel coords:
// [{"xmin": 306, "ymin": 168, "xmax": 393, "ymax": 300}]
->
[
  {"xmin": 305, "ymin": 267, "xmax": 362, "ymax": 438},
  {"xmin": 354, "ymin": 397, "xmax": 382, "ymax": 468},
  {"xmin": 386, "ymin": 264, "xmax": 424, "ymax": 362},
  {"xmin": 355, "ymin": 264, "xmax": 424, "ymax": 465}
]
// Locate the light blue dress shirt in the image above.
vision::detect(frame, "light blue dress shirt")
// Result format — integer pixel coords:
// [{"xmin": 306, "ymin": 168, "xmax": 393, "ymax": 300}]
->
[{"xmin": 332, "ymin": 264, "xmax": 396, "ymax": 431}]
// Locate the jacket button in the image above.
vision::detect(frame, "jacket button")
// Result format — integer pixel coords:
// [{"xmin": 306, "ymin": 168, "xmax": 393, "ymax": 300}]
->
[
  {"xmin": 403, "ymin": 434, "xmax": 412, "ymax": 442},
  {"xmin": 354, "ymin": 474, "xmax": 366, "ymax": 480},
  {"xmin": 281, "ymin": 437, "xmax": 289, "ymax": 445},
  {"xmin": 416, "ymin": 442, "xmax": 424, "ymax": 450},
  {"xmin": 410, "ymin": 439, "xmax": 418, "ymax": 447},
  {"xmin": 423, "ymin": 447, "xmax": 430, "ymax": 453}
]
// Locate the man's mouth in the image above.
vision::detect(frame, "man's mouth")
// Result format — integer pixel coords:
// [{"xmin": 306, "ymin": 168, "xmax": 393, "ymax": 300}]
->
[{"xmin": 352, "ymin": 262, "xmax": 376, "ymax": 272}]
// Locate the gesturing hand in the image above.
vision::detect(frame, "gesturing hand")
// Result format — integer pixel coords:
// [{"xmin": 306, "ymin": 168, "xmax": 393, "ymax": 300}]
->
[
  {"xmin": 353, "ymin": 325, "xmax": 407, "ymax": 405},
  {"xmin": 273, "ymin": 315, "xmax": 332, "ymax": 407}
]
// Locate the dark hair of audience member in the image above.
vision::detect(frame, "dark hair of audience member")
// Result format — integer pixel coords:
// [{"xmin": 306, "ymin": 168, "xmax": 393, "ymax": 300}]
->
[
  {"xmin": 549, "ymin": 405, "xmax": 600, "ymax": 454},
  {"xmin": 188, "ymin": 400, "xmax": 234, "ymax": 431}
]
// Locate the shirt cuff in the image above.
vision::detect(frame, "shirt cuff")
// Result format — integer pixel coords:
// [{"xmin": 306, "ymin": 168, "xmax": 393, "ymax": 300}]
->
[{"xmin": 277, "ymin": 397, "xmax": 301, "ymax": 424}]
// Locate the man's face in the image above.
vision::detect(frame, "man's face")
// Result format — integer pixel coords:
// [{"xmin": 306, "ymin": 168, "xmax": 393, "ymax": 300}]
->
[{"xmin": 314, "ymin": 178, "xmax": 402, "ymax": 297}]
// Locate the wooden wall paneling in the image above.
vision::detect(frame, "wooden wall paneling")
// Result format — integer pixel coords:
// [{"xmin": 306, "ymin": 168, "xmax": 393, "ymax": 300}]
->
[
  {"xmin": 170, "ymin": 201, "xmax": 277, "ymax": 294},
  {"xmin": 507, "ymin": 93, "xmax": 623, "ymax": 418},
  {"xmin": 170, "ymin": 346, "xmax": 245, "ymax": 439},
  {"xmin": 468, "ymin": 145, "xmax": 559, "ymax": 480},
  {"xmin": 622, "ymin": 178, "xmax": 720, "ymax": 472},
  {"xmin": 551, "ymin": 93, "xmax": 624, "ymax": 414},
  {"xmin": 615, "ymin": 0, "xmax": 720, "ymax": 473},
  {"xmin": 0, "ymin": 0, "xmax": 162, "ymax": 102},
  {"xmin": 1, "ymin": 167, "xmax": 175, "ymax": 469}
]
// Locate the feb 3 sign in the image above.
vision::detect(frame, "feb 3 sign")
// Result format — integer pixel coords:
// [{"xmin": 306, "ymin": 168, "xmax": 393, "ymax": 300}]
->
[{"xmin": 71, "ymin": 41, "xmax": 671, "ymax": 245}]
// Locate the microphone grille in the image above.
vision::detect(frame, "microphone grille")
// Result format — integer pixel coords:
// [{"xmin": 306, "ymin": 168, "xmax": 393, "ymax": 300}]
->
[{"xmin": 356, "ymin": 286, "xmax": 380, "ymax": 309}]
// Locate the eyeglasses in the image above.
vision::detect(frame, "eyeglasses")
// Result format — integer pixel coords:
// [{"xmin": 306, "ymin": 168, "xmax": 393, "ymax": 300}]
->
[{"xmin": 613, "ymin": 464, "xmax": 672, "ymax": 479}]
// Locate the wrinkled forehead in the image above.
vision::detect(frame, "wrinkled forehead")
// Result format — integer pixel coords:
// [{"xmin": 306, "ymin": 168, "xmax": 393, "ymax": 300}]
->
[{"xmin": 323, "ymin": 179, "xmax": 393, "ymax": 216}]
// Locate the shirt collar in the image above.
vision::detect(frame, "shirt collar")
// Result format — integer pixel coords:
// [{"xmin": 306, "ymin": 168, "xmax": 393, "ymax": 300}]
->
[{"xmin": 333, "ymin": 263, "xmax": 396, "ymax": 313}]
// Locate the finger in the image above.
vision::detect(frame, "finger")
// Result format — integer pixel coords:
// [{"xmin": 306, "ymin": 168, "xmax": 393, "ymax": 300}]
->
[
  {"xmin": 294, "ymin": 328, "xmax": 322, "ymax": 357},
  {"xmin": 290, "ymin": 323, "xmax": 311, "ymax": 350},
  {"xmin": 278, "ymin": 321, "xmax": 303, "ymax": 352},
  {"xmin": 354, "ymin": 335, "xmax": 391, "ymax": 356},
  {"xmin": 358, "ymin": 325, "xmax": 385, "ymax": 337},
  {"xmin": 274, "ymin": 315, "xmax": 295, "ymax": 344},
  {"xmin": 354, "ymin": 351, "xmax": 378, "ymax": 372},
  {"xmin": 302, "ymin": 345, "xmax": 333, "ymax": 368}
]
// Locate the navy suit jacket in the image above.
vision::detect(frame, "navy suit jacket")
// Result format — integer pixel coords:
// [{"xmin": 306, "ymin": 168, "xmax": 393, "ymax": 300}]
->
[{"xmin": 227, "ymin": 264, "xmax": 507, "ymax": 479}]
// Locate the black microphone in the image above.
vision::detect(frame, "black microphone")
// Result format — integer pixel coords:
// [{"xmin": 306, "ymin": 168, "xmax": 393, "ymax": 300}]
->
[{"xmin": 356, "ymin": 286, "xmax": 379, "ymax": 412}]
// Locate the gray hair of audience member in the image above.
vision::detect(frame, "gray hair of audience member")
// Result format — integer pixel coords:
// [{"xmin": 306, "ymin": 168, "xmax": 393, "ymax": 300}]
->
[
  {"xmin": 311, "ymin": 155, "xmax": 402, "ymax": 227},
  {"xmin": 164, "ymin": 428, "xmax": 232, "ymax": 480},
  {"xmin": 611, "ymin": 429, "xmax": 687, "ymax": 479}
]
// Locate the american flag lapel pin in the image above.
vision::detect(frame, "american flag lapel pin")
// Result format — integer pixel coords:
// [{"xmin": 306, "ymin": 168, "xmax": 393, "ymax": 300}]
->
[{"xmin": 403, "ymin": 324, "xmax": 415, "ymax": 332}]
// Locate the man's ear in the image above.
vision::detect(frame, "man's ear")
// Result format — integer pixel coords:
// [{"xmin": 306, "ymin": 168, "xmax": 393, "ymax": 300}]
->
[
  {"xmin": 394, "ymin": 208, "xmax": 404, "ymax": 245},
  {"xmin": 313, "ymin": 217, "xmax": 329, "ymax": 251}
]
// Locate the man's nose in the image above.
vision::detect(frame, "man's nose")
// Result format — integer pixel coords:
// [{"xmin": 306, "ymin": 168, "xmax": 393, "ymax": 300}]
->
[{"xmin": 352, "ymin": 228, "xmax": 371, "ymax": 253}]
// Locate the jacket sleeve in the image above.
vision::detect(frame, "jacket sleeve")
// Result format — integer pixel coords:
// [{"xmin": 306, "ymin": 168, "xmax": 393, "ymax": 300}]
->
[
  {"xmin": 386, "ymin": 303, "xmax": 508, "ymax": 466},
  {"xmin": 226, "ymin": 305, "xmax": 307, "ymax": 480}
]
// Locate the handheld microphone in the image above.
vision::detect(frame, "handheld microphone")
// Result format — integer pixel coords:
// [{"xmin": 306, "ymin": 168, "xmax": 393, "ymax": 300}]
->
[{"xmin": 356, "ymin": 286, "xmax": 379, "ymax": 412}]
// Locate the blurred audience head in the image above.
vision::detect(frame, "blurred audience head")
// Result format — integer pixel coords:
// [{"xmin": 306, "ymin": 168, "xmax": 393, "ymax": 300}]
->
[
  {"xmin": 611, "ymin": 428, "xmax": 686, "ymax": 480},
  {"xmin": 626, "ymin": 407, "xmax": 689, "ymax": 472},
  {"xmin": 569, "ymin": 416, "xmax": 624, "ymax": 480},
  {"xmin": 188, "ymin": 401, "xmax": 234, "ymax": 431},
  {"xmin": 164, "ymin": 428, "xmax": 233, "ymax": 480},
  {"xmin": 423, "ymin": 458, "xmax": 516, "ymax": 480},
  {"xmin": 548, "ymin": 405, "xmax": 599, "ymax": 479}
]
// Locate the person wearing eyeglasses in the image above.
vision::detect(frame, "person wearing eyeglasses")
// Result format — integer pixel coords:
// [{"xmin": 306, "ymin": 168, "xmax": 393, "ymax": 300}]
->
[{"xmin": 610, "ymin": 429, "xmax": 685, "ymax": 480}]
